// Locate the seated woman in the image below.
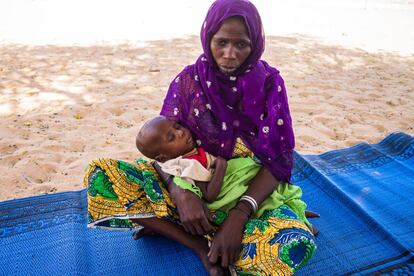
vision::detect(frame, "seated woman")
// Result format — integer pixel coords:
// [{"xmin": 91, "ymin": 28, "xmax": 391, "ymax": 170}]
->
[{"xmin": 84, "ymin": 0, "xmax": 317, "ymax": 275}]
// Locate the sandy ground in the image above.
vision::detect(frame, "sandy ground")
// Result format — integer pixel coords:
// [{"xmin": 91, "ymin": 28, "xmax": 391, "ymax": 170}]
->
[{"xmin": 1, "ymin": 1, "xmax": 414, "ymax": 201}]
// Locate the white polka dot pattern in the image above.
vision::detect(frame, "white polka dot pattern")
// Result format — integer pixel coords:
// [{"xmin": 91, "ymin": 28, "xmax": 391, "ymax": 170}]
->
[{"xmin": 260, "ymin": 114, "xmax": 264, "ymax": 121}]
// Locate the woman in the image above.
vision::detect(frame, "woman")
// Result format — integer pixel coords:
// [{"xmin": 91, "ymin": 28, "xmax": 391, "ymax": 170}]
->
[{"xmin": 85, "ymin": 0, "xmax": 316, "ymax": 275}]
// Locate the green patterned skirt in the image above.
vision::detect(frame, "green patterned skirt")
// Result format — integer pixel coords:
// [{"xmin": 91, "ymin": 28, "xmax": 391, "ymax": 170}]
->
[{"xmin": 84, "ymin": 158, "xmax": 316, "ymax": 275}]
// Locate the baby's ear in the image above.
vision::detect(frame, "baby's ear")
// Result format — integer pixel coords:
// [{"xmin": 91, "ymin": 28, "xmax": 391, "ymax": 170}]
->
[{"xmin": 155, "ymin": 154, "xmax": 168, "ymax": 163}]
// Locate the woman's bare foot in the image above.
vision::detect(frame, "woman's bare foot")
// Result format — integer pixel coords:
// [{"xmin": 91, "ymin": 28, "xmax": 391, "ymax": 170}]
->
[
  {"xmin": 304, "ymin": 210, "xmax": 320, "ymax": 236},
  {"xmin": 132, "ymin": 227, "xmax": 156, "ymax": 240},
  {"xmin": 305, "ymin": 210, "xmax": 320, "ymax": 218},
  {"xmin": 309, "ymin": 225, "xmax": 320, "ymax": 236}
]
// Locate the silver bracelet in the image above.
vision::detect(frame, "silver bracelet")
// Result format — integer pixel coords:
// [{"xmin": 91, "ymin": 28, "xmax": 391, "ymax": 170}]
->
[{"xmin": 240, "ymin": 195, "xmax": 258, "ymax": 214}]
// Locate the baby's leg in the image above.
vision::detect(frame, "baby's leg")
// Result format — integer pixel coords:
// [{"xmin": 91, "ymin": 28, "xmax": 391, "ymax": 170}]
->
[{"xmin": 131, "ymin": 217, "xmax": 226, "ymax": 276}]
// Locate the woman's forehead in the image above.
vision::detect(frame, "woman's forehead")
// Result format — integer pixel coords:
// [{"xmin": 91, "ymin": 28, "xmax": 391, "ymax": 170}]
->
[{"xmin": 213, "ymin": 17, "xmax": 250, "ymax": 39}]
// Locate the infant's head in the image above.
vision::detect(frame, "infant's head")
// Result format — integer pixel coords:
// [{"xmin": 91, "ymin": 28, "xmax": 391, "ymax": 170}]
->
[{"xmin": 136, "ymin": 116, "xmax": 195, "ymax": 162}]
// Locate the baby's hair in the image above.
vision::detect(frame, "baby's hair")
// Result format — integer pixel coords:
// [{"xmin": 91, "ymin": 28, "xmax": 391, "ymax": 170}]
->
[{"xmin": 136, "ymin": 116, "xmax": 166, "ymax": 159}]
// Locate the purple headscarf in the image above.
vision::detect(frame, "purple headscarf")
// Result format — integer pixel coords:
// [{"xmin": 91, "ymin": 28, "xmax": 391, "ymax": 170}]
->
[{"xmin": 161, "ymin": 0, "xmax": 295, "ymax": 182}]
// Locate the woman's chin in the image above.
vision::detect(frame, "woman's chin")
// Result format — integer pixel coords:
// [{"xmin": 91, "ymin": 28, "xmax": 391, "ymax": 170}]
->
[{"xmin": 219, "ymin": 66, "xmax": 237, "ymax": 75}]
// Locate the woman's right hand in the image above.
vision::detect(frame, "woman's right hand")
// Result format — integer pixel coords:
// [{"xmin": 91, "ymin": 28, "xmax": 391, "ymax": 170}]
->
[{"xmin": 171, "ymin": 186, "xmax": 214, "ymax": 235}]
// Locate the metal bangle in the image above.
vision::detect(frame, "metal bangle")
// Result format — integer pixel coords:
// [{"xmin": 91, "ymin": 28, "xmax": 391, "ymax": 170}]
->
[
  {"xmin": 241, "ymin": 195, "xmax": 258, "ymax": 211},
  {"xmin": 240, "ymin": 195, "xmax": 258, "ymax": 214}
]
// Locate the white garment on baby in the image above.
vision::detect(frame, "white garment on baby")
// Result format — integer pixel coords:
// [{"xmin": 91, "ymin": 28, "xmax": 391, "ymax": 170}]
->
[{"xmin": 158, "ymin": 153, "xmax": 216, "ymax": 185}]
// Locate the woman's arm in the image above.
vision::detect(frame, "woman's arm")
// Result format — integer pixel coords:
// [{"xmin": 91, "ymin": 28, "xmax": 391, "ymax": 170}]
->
[
  {"xmin": 153, "ymin": 162, "xmax": 214, "ymax": 235},
  {"xmin": 208, "ymin": 166, "xmax": 278, "ymax": 267},
  {"xmin": 237, "ymin": 165, "xmax": 278, "ymax": 205},
  {"xmin": 201, "ymin": 157, "xmax": 227, "ymax": 203}
]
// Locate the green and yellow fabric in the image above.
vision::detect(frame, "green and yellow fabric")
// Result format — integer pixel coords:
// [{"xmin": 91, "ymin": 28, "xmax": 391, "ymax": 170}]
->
[{"xmin": 84, "ymin": 142, "xmax": 316, "ymax": 275}]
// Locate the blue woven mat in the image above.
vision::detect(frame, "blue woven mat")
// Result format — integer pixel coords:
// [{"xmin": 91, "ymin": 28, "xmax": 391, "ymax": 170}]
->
[{"xmin": 1, "ymin": 132, "xmax": 413, "ymax": 275}]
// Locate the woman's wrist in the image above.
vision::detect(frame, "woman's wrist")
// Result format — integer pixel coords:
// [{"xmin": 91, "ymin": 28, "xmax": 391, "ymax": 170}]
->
[
  {"xmin": 232, "ymin": 207, "xmax": 250, "ymax": 222},
  {"xmin": 229, "ymin": 201, "xmax": 252, "ymax": 225},
  {"xmin": 228, "ymin": 210, "xmax": 249, "ymax": 230}
]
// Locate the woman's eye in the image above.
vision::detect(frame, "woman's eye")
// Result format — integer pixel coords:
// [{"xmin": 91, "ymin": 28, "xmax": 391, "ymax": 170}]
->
[
  {"xmin": 218, "ymin": 40, "xmax": 227, "ymax": 47},
  {"xmin": 168, "ymin": 134, "xmax": 175, "ymax": 141},
  {"xmin": 238, "ymin": 42, "xmax": 247, "ymax": 48}
]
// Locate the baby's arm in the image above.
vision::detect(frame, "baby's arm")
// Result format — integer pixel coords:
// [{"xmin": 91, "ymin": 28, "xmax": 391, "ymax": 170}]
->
[{"xmin": 201, "ymin": 156, "xmax": 227, "ymax": 203}]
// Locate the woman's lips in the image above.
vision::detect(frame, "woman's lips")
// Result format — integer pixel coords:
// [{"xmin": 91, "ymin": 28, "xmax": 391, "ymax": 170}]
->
[
  {"xmin": 221, "ymin": 65, "xmax": 236, "ymax": 70},
  {"xmin": 219, "ymin": 65, "xmax": 237, "ymax": 74}
]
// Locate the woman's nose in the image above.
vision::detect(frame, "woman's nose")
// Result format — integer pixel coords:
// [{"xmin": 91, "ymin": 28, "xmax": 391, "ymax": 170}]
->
[{"xmin": 223, "ymin": 45, "xmax": 237, "ymax": 59}]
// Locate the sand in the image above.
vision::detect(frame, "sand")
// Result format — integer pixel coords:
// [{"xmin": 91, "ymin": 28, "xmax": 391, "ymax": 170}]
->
[
  {"xmin": 1, "ymin": 0, "xmax": 414, "ymax": 201},
  {"xmin": 1, "ymin": 35, "xmax": 413, "ymax": 201}
]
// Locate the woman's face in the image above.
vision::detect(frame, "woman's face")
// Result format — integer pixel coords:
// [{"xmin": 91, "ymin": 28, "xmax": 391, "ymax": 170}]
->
[{"xmin": 210, "ymin": 17, "xmax": 251, "ymax": 75}]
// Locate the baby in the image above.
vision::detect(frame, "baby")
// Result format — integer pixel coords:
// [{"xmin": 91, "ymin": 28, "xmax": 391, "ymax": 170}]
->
[
  {"xmin": 136, "ymin": 116, "xmax": 313, "ymax": 225},
  {"xmin": 136, "ymin": 115, "xmax": 231, "ymax": 205}
]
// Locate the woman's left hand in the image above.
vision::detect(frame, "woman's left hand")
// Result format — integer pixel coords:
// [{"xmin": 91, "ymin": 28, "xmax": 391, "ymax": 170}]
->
[{"xmin": 208, "ymin": 210, "xmax": 246, "ymax": 267}]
